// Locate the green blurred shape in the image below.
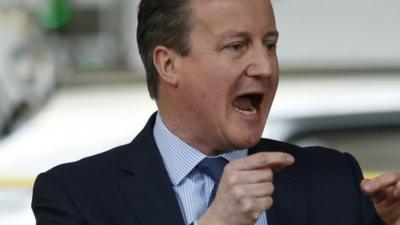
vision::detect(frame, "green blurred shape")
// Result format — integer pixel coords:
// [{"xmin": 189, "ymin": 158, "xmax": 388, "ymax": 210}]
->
[{"xmin": 37, "ymin": 0, "xmax": 72, "ymax": 29}]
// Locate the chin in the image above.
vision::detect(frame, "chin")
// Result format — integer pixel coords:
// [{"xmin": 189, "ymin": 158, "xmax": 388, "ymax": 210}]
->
[{"xmin": 233, "ymin": 135, "xmax": 261, "ymax": 149}]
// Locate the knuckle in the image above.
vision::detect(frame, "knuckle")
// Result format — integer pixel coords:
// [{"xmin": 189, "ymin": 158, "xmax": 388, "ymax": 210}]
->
[
  {"xmin": 223, "ymin": 167, "xmax": 233, "ymax": 178},
  {"xmin": 258, "ymin": 153, "xmax": 268, "ymax": 165},
  {"xmin": 265, "ymin": 183, "xmax": 274, "ymax": 194},
  {"xmin": 268, "ymin": 197, "xmax": 274, "ymax": 206},
  {"xmin": 251, "ymin": 153, "xmax": 266, "ymax": 166},
  {"xmin": 241, "ymin": 199, "xmax": 255, "ymax": 213},
  {"xmin": 233, "ymin": 186, "xmax": 246, "ymax": 198},
  {"xmin": 262, "ymin": 197, "xmax": 273, "ymax": 209},
  {"xmin": 264, "ymin": 168, "xmax": 273, "ymax": 180},
  {"xmin": 228, "ymin": 174, "xmax": 240, "ymax": 186}
]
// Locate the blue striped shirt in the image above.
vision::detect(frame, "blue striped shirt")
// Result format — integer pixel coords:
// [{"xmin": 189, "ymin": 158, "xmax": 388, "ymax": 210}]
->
[{"xmin": 153, "ymin": 113, "xmax": 268, "ymax": 225}]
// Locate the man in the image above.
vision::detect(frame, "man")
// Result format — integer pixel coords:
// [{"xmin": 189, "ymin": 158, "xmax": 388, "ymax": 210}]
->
[{"xmin": 32, "ymin": 0, "xmax": 400, "ymax": 224}]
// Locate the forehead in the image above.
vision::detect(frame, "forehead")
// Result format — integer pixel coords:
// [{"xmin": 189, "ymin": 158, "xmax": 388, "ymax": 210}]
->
[{"xmin": 189, "ymin": 0, "xmax": 276, "ymax": 37}]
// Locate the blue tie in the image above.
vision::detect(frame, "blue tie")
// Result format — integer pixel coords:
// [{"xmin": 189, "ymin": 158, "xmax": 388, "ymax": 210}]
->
[{"xmin": 196, "ymin": 157, "xmax": 229, "ymax": 206}]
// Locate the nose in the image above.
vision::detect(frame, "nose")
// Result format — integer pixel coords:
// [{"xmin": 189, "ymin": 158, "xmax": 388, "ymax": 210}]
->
[{"xmin": 245, "ymin": 45, "xmax": 276, "ymax": 79}]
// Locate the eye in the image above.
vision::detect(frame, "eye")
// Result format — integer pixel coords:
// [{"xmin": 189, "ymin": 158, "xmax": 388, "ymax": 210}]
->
[
  {"xmin": 229, "ymin": 43, "xmax": 243, "ymax": 51},
  {"xmin": 225, "ymin": 42, "xmax": 247, "ymax": 54},
  {"xmin": 264, "ymin": 42, "xmax": 277, "ymax": 51}
]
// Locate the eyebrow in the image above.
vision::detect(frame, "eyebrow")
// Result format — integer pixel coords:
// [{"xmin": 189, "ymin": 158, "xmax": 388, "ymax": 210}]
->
[
  {"xmin": 217, "ymin": 30, "xmax": 279, "ymax": 40},
  {"xmin": 265, "ymin": 30, "xmax": 279, "ymax": 39}
]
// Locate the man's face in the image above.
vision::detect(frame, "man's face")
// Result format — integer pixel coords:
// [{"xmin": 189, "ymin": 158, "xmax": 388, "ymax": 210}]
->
[{"xmin": 173, "ymin": 0, "xmax": 279, "ymax": 154}]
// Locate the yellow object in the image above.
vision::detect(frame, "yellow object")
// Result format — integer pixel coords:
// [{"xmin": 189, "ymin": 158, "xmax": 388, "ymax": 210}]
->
[
  {"xmin": 0, "ymin": 177, "xmax": 35, "ymax": 188},
  {"xmin": 0, "ymin": 170, "xmax": 385, "ymax": 188},
  {"xmin": 363, "ymin": 171, "xmax": 384, "ymax": 180}
]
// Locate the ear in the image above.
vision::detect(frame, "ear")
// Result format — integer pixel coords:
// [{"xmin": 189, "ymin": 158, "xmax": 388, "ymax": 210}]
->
[{"xmin": 153, "ymin": 46, "xmax": 179, "ymax": 86}]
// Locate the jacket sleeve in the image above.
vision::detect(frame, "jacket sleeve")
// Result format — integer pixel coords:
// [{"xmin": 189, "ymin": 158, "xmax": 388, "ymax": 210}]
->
[
  {"xmin": 343, "ymin": 152, "xmax": 387, "ymax": 225},
  {"xmin": 31, "ymin": 172, "xmax": 85, "ymax": 225}
]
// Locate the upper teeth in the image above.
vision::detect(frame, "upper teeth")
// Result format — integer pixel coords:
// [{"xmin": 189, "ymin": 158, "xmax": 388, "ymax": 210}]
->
[{"xmin": 234, "ymin": 106, "xmax": 257, "ymax": 115}]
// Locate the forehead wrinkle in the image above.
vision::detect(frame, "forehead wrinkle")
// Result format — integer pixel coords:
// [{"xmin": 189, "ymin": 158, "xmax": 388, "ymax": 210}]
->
[{"xmin": 217, "ymin": 31, "xmax": 251, "ymax": 41}]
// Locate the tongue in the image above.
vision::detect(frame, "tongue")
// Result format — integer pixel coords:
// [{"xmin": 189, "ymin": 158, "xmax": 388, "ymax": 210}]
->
[{"xmin": 232, "ymin": 96, "xmax": 254, "ymax": 111}]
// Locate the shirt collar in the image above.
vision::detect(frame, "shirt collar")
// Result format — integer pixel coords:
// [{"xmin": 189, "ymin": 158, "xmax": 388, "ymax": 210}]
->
[{"xmin": 153, "ymin": 113, "xmax": 248, "ymax": 186}]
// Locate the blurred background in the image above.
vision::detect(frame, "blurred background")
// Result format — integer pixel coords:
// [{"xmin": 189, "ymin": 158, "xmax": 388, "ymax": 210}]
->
[{"xmin": 0, "ymin": 0, "xmax": 399, "ymax": 224}]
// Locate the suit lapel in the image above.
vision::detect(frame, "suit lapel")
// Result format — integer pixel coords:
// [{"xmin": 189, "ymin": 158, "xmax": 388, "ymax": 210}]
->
[
  {"xmin": 249, "ymin": 141, "xmax": 309, "ymax": 225},
  {"xmin": 120, "ymin": 114, "xmax": 186, "ymax": 225}
]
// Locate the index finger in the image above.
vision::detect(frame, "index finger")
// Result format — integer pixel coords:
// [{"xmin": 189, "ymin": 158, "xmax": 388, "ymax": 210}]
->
[
  {"xmin": 229, "ymin": 152, "xmax": 295, "ymax": 172},
  {"xmin": 361, "ymin": 172, "xmax": 400, "ymax": 197}
]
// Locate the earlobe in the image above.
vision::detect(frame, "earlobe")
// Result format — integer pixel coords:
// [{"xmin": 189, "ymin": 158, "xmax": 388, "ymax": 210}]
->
[{"xmin": 153, "ymin": 46, "xmax": 179, "ymax": 86}]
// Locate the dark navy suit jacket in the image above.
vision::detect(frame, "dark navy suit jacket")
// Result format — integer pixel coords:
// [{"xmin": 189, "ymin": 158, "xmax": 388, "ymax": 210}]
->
[{"xmin": 32, "ymin": 113, "xmax": 386, "ymax": 225}]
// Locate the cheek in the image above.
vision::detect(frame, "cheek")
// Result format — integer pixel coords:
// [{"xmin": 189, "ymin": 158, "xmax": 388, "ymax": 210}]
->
[
  {"xmin": 204, "ymin": 72, "xmax": 233, "ymax": 105},
  {"xmin": 181, "ymin": 56, "xmax": 244, "ymax": 107},
  {"xmin": 193, "ymin": 67, "xmax": 232, "ymax": 96}
]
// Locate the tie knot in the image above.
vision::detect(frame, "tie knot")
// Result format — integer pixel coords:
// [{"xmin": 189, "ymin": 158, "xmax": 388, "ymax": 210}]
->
[{"xmin": 196, "ymin": 157, "xmax": 229, "ymax": 182}]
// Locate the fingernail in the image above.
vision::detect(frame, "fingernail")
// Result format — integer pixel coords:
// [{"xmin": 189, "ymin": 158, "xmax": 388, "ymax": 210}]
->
[
  {"xmin": 286, "ymin": 156, "xmax": 294, "ymax": 164},
  {"xmin": 363, "ymin": 182, "xmax": 373, "ymax": 191}
]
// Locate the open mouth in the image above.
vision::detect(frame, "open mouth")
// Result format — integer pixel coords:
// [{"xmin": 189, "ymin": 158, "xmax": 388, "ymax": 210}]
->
[{"xmin": 232, "ymin": 93, "xmax": 263, "ymax": 115}]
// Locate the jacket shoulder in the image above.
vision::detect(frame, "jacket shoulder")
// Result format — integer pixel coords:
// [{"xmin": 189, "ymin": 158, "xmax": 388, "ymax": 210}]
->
[
  {"xmin": 253, "ymin": 138, "xmax": 361, "ymax": 173},
  {"xmin": 42, "ymin": 142, "xmax": 132, "ymax": 183},
  {"xmin": 254, "ymin": 138, "xmax": 343, "ymax": 156}
]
